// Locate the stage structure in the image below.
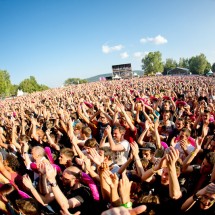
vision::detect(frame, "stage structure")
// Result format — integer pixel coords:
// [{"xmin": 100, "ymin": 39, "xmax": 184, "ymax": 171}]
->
[{"xmin": 112, "ymin": 63, "xmax": 132, "ymax": 79}]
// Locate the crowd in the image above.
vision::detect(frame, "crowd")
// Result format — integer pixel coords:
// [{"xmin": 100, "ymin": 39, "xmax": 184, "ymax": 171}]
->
[{"xmin": 0, "ymin": 75, "xmax": 215, "ymax": 215}]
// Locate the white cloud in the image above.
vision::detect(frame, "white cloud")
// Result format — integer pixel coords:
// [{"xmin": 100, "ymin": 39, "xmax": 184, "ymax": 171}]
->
[
  {"xmin": 120, "ymin": 52, "xmax": 129, "ymax": 59},
  {"xmin": 133, "ymin": 51, "xmax": 148, "ymax": 59},
  {"xmin": 102, "ymin": 44, "xmax": 124, "ymax": 54},
  {"xmin": 140, "ymin": 35, "xmax": 168, "ymax": 45},
  {"xmin": 140, "ymin": 38, "xmax": 148, "ymax": 43}
]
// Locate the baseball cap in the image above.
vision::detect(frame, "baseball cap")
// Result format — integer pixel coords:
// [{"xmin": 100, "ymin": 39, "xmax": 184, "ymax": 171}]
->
[{"xmin": 140, "ymin": 142, "xmax": 156, "ymax": 153}]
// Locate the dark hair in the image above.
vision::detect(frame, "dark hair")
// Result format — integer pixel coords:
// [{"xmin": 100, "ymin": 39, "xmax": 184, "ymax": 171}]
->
[
  {"xmin": 100, "ymin": 146, "xmax": 114, "ymax": 159},
  {"xmin": 113, "ymin": 125, "xmax": 126, "ymax": 134},
  {"xmin": 180, "ymin": 128, "xmax": 191, "ymax": 137},
  {"xmin": 135, "ymin": 194, "xmax": 161, "ymax": 215},
  {"xmin": 81, "ymin": 126, "xmax": 92, "ymax": 137},
  {"xmin": 5, "ymin": 154, "xmax": 21, "ymax": 172},
  {"xmin": 16, "ymin": 198, "xmax": 40, "ymax": 215},
  {"xmin": 85, "ymin": 138, "xmax": 98, "ymax": 148},
  {"xmin": 162, "ymin": 110, "xmax": 171, "ymax": 114},
  {"xmin": 70, "ymin": 112, "xmax": 78, "ymax": 120},
  {"xmin": 177, "ymin": 117, "xmax": 185, "ymax": 122},
  {"xmin": 60, "ymin": 148, "xmax": 74, "ymax": 159},
  {"xmin": 0, "ymin": 183, "xmax": 14, "ymax": 195},
  {"xmin": 205, "ymin": 152, "xmax": 215, "ymax": 166},
  {"xmin": 198, "ymin": 96, "xmax": 208, "ymax": 104}
]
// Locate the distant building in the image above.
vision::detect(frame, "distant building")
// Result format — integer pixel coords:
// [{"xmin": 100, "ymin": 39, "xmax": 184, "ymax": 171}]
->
[
  {"xmin": 112, "ymin": 63, "xmax": 132, "ymax": 79},
  {"xmin": 167, "ymin": 67, "xmax": 190, "ymax": 75}
]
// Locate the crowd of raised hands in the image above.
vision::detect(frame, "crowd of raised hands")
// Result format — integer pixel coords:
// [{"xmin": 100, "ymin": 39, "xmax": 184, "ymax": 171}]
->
[{"xmin": 0, "ymin": 75, "xmax": 215, "ymax": 214}]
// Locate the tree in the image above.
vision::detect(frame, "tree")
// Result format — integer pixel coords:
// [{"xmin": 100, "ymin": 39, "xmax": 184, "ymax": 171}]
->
[
  {"xmin": 10, "ymin": 85, "xmax": 19, "ymax": 96},
  {"xmin": 18, "ymin": 76, "xmax": 49, "ymax": 93},
  {"xmin": 178, "ymin": 58, "xmax": 189, "ymax": 69},
  {"xmin": 163, "ymin": 58, "xmax": 177, "ymax": 75},
  {"xmin": 0, "ymin": 70, "xmax": 12, "ymax": 97},
  {"xmin": 189, "ymin": 53, "xmax": 208, "ymax": 75},
  {"xmin": 204, "ymin": 62, "xmax": 211, "ymax": 74},
  {"xmin": 142, "ymin": 51, "xmax": 163, "ymax": 75},
  {"xmin": 211, "ymin": 63, "xmax": 215, "ymax": 73},
  {"xmin": 39, "ymin": 84, "xmax": 49, "ymax": 91},
  {"xmin": 64, "ymin": 78, "xmax": 88, "ymax": 86}
]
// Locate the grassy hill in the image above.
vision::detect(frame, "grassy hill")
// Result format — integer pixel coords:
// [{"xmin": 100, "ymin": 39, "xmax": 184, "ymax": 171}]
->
[{"xmin": 86, "ymin": 70, "xmax": 144, "ymax": 82}]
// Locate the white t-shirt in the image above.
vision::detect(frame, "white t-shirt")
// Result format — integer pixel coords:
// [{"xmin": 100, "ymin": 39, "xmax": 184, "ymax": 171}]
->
[
  {"xmin": 113, "ymin": 139, "xmax": 130, "ymax": 166},
  {"xmin": 174, "ymin": 142, "xmax": 195, "ymax": 161}
]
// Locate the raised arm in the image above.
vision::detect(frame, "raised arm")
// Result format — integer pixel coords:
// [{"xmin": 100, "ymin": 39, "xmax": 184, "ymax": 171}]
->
[
  {"xmin": 45, "ymin": 164, "xmax": 77, "ymax": 210},
  {"xmin": 102, "ymin": 169, "xmax": 120, "ymax": 206},
  {"xmin": 117, "ymin": 102, "xmax": 136, "ymax": 131},
  {"xmin": 141, "ymin": 156, "xmax": 166, "ymax": 183},
  {"xmin": 166, "ymin": 147, "xmax": 182, "ymax": 199},
  {"xmin": 181, "ymin": 183, "xmax": 215, "ymax": 212},
  {"xmin": 154, "ymin": 118, "xmax": 162, "ymax": 150},
  {"xmin": 119, "ymin": 171, "xmax": 133, "ymax": 208},
  {"xmin": 182, "ymin": 137, "xmax": 203, "ymax": 173},
  {"xmin": 23, "ymin": 174, "xmax": 54, "ymax": 206},
  {"xmin": 137, "ymin": 120, "xmax": 150, "ymax": 146},
  {"xmin": 130, "ymin": 142, "xmax": 144, "ymax": 177}
]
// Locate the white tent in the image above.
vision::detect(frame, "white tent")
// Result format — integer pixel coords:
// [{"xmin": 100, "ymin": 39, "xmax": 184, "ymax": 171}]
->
[
  {"xmin": 155, "ymin": 72, "xmax": 162, "ymax": 76},
  {"xmin": 17, "ymin": 89, "xmax": 24, "ymax": 96},
  {"xmin": 133, "ymin": 72, "xmax": 139, "ymax": 77},
  {"xmin": 113, "ymin": 74, "xmax": 121, "ymax": 79},
  {"xmin": 206, "ymin": 70, "xmax": 213, "ymax": 76}
]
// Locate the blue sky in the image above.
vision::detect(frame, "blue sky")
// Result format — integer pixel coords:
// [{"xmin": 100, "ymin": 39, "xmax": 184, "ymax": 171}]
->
[{"xmin": 0, "ymin": 0, "xmax": 215, "ymax": 88}]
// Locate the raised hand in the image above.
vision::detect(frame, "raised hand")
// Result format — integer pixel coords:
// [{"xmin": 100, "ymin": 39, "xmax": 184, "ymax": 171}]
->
[
  {"xmin": 119, "ymin": 171, "xmax": 132, "ymax": 204},
  {"xmin": 45, "ymin": 163, "xmax": 57, "ymax": 183},
  {"xmin": 166, "ymin": 146, "xmax": 179, "ymax": 168},
  {"xmin": 88, "ymin": 148, "xmax": 104, "ymax": 166},
  {"xmin": 99, "ymin": 161, "xmax": 109, "ymax": 173},
  {"xmin": 195, "ymin": 136, "xmax": 203, "ymax": 151},
  {"xmin": 180, "ymin": 139, "xmax": 188, "ymax": 152},
  {"xmin": 111, "ymin": 173, "xmax": 119, "ymax": 189},
  {"xmin": 31, "ymin": 117, "xmax": 37, "ymax": 125},
  {"xmin": 105, "ymin": 125, "xmax": 112, "ymax": 135},
  {"xmin": 38, "ymin": 162, "xmax": 46, "ymax": 175},
  {"xmin": 144, "ymin": 120, "xmax": 151, "ymax": 130},
  {"xmin": 23, "ymin": 174, "xmax": 34, "ymax": 190},
  {"xmin": 156, "ymin": 155, "xmax": 167, "ymax": 170},
  {"xmin": 102, "ymin": 169, "xmax": 114, "ymax": 187},
  {"xmin": 130, "ymin": 142, "xmax": 139, "ymax": 158},
  {"xmin": 83, "ymin": 157, "xmax": 92, "ymax": 171},
  {"xmin": 206, "ymin": 183, "xmax": 215, "ymax": 194},
  {"xmin": 21, "ymin": 140, "xmax": 29, "ymax": 154}
]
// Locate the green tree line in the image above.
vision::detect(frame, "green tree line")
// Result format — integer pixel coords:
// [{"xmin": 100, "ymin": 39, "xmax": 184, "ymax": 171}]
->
[
  {"xmin": 0, "ymin": 71, "xmax": 49, "ymax": 97},
  {"xmin": 0, "ymin": 70, "xmax": 88, "ymax": 98},
  {"xmin": 142, "ymin": 52, "xmax": 215, "ymax": 75},
  {"xmin": 64, "ymin": 78, "xmax": 88, "ymax": 86},
  {"xmin": 0, "ymin": 70, "xmax": 87, "ymax": 98}
]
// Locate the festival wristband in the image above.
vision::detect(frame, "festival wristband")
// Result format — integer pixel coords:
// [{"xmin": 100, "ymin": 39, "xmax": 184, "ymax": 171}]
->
[{"xmin": 121, "ymin": 202, "xmax": 133, "ymax": 209}]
